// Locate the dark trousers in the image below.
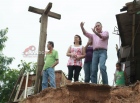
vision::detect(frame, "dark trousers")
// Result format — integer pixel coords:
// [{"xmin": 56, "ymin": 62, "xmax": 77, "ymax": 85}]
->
[{"xmin": 68, "ymin": 66, "xmax": 82, "ymax": 82}]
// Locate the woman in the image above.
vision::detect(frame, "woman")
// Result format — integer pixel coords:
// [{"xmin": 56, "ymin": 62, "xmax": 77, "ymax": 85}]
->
[
  {"xmin": 84, "ymin": 38, "xmax": 93, "ymax": 83},
  {"xmin": 66, "ymin": 35, "xmax": 85, "ymax": 82}
]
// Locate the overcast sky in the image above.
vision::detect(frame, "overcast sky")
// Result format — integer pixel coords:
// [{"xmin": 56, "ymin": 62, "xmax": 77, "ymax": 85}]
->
[{"xmin": 0, "ymin": 0, "xmax": 132, "ymax": 85}]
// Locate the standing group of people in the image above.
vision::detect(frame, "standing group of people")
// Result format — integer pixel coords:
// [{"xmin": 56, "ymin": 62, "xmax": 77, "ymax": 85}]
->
[
  {"xmin": 66, "ymin": 21, "xmax": 109, "ymax": 84},
  {"xmin": 42, "ymin": 21, "xmax": 128, "ymax": 90}
]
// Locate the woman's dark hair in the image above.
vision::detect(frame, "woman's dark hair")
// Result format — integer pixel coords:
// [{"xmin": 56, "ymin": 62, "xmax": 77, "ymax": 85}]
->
[
  {"xmin": 48, "ymin": 41, "xmax": 54, "ymax": 47},
  {"xmin": 74, "ymin": 35, "xmax": 82, "ymax": 45},
  {"xmin": 116, "ymin": 62, "xmax": 121, "ymax": 67}
]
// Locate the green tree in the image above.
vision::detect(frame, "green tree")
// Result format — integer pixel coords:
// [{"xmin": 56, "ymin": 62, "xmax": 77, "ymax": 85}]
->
[
  {"xmin": 18, "ymin": 60, "xmax": 37, "ymax": 74},
  {"xmin": 0, "ymin": 69, "xmax": 19, "ymax": 102},
  {"xmin": 0, "ymin": 28, "xmax": 17, "ymax": 103},
  {"xmin": 0, "ymin": 28, "xmax": 14, "ymax": 75},
  {"xmin": 0, "ymin": 28, "xmax": 37, "ymax": 102}
]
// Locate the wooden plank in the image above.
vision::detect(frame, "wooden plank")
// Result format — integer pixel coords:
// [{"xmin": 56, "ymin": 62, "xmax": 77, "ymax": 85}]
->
[
  {"xmin": 44, "ymin": 2, "xmax": 52, "ymax": 14},
  {"xmin": 28, "ymin": 6, "xmax": 43, "ymax": 14},
  {"xmin": 116, "ymin": 13, "xmax": 133, "ymax": 46},
  {"xmin": 132, "ymin": 14, "xmax": 135, "ymax": 57},
  {"xmin": 24, "ymin": 72, "xmax": 29, "ymax": 98},
  {"xmin": 14, "ymin": 75, "xmax": 24, "ymax": 102},
  {"xmin": 28, "ymin": 5, "xmax": 61, "ymax": 20},
  {"xmin": 40, "ymin": 11, "xmax": 61, "ymax": 23},
  {"xmin": 48, "ymin": 11, "xmax": 61, "ymax": 20},
  {"xmin": 34, "ymin": 15, "xmax": 48, "ymax": 94}
]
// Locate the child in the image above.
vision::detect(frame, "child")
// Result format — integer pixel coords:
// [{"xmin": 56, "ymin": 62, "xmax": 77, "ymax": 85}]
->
[{"xmin": 114, "ymin": 62, "xmax": 128, "ymax": 86}]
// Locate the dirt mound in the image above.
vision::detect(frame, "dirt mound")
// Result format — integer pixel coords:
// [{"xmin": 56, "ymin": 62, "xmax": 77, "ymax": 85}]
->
[
  {"xmin": 109, "ymin": 82, "xmax": 140, "ymax": 103},
  {"xmin": 20, "ymin": 81, "xmax": 140, "ymax": 103}
]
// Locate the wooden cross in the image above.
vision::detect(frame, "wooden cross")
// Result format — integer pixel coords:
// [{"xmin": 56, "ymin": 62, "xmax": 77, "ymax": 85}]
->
[{"xmin": 28, "ymin": 2, "xmax": 61, "ymax": 94}]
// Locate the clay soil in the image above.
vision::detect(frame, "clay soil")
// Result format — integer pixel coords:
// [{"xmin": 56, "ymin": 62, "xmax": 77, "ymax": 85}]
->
[{"xmin": 20, "ymin": 81, "xmax": 140, "ymax": 103}]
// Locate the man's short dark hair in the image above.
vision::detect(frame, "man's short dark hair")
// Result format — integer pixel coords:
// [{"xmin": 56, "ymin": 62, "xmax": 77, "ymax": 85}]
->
[
  {"xmin": 48, "ymin": 41, "xmax": 54, "ymax": 47},
  {"xmin": 96, "ymin": 22, "xmax": 102, "ymax": 26}
]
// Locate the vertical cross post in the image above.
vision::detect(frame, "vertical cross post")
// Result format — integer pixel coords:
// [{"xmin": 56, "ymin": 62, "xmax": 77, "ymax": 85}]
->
[{"xmin": 28, "ymin": 2, "xmax": 61, "ymax": 93}]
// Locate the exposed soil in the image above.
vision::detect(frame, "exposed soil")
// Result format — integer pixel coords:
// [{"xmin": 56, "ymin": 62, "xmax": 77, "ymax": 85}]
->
[{"xmin": 20, "ymin": 81, "xmax": 140, "ymax": 103}]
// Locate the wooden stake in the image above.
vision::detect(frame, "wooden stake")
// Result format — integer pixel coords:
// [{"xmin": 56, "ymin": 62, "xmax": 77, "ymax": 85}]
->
[
  {"xmin": 14, "ymin": 75, "xmax": 24, "ymax": 101},
  {"xmin": 24, "ymin": 72, "xmax": 29, "ymax": 98}
]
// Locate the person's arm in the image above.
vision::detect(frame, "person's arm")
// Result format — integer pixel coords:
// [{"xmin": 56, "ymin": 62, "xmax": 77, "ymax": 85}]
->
[
  {"xmin": 80, "ymin": 22, "xmax": 87, "ymax": 35},
  {"xmin": 41, "ymin": 54, "xmax": 47, "ymax": 76},
  {"xmin": 114, "ymin": 73, "xmax": 116, "ymax": 83},
  {"xmin": 66, "ymin": 46, "xmax": 76, "ymax": 57},
  {"xmin": 66, "ymin": 46, "xmax": 72, "ymax": 57},
  {"xmin": 92, "ymin": 27, "xmax": 109, "ymax": 40},
  {"xmin": 92, "ymin": 27, "xmax": 102, "ymax": 38},
  {"xmin": 51, "ymin": 59, "xmax": 59, "ymax": 68},
  {"xmin": 81, "ymin": 46, "xmax": 86, "ymax": 58},
  {"xmin": 51, "ymin": 51, "xmax": 59, "ymax": 68},
  {"xmin": 80, "ymin": 22, "xmax": 93, "ymax": 39}
]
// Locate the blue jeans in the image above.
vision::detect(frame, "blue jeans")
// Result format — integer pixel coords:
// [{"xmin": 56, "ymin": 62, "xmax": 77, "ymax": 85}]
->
[
  {"xmin": 42, "ymin": 68, "xmax": 56, "ymax": 90},
  {"xmin": 91, "ymin": 50, "xmax": 108, "ymax": 84},
  {"xmin": 84, "ymin": 62, "xmax": 92, "ymax": 83}
]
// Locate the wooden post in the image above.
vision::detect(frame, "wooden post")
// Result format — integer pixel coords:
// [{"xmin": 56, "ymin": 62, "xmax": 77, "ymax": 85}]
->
[
  {"xmin": 132, "ymin": 14, "xmax": 135, "ymax": 57},
  {"xmin": 35, "ymin": 15, "xmax": 48, "ymax": 93},
  {"xmin": 28, "ymin": 2, "xmax": 61, "ymax": 94},
  {"xmin": 14, "ymin": 75, "xmax": 24, "ymax": 102},
  {"xmin": 24, "ymin": 72, "xmax": 29, "ymax": 98}
]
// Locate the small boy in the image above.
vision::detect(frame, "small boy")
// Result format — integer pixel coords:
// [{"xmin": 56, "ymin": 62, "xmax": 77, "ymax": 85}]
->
[{"xmin": 114, "ymin": 62, "xmax": 128, "ymax": 86}]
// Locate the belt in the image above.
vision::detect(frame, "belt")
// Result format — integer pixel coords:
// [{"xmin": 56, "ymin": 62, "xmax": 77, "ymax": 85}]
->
[{"xmin": 93, "ymin": 48, "xmax": 107, "ymax": 51}]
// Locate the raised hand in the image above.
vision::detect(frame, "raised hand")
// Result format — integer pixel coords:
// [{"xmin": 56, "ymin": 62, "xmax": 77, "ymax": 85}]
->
[{"xmin": 80, "ymin": 22, "xmax": 85, "ymax": 27}]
